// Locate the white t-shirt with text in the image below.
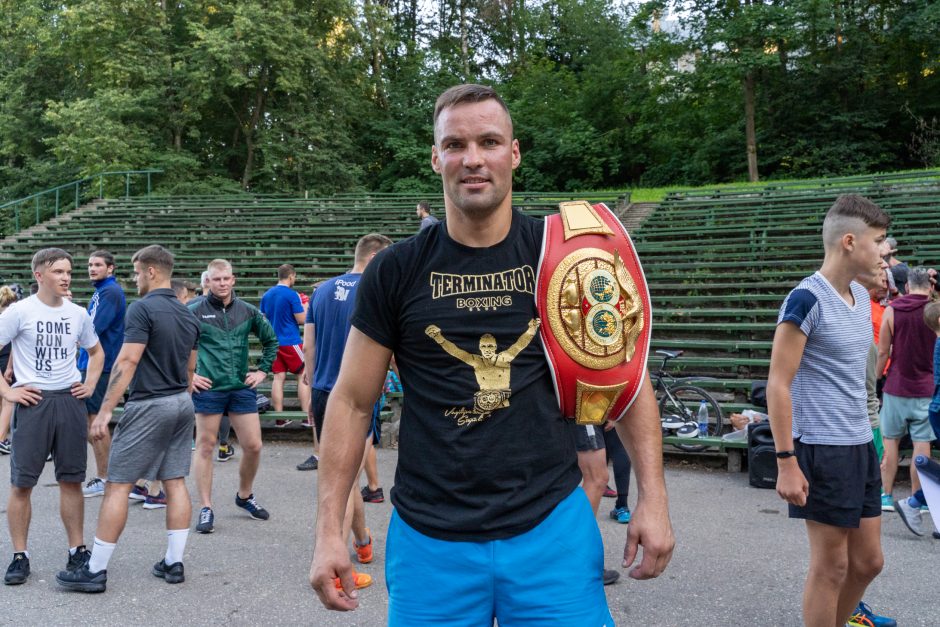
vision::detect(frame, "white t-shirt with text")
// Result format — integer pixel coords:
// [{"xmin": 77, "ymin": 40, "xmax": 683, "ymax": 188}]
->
[{"xmin": 0, "ymin": 295, "xmax": 98, "ymax": 390}]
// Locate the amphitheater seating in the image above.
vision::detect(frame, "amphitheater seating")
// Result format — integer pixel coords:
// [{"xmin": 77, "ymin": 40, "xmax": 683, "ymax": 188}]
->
[{"xmin": 2, "ymin": 174, "xmax": 939, "ymax": 433}]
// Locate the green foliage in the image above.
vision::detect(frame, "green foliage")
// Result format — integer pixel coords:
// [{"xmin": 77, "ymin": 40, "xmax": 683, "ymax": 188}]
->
[{"xmin": 1, "ymin": 0, "xmax": 938, "ymax": 204}]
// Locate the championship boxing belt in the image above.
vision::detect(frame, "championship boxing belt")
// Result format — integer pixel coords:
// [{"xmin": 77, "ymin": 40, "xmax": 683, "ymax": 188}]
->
[{"xmin": 535, "ymin": 201, "xmax": 652, "ymax": 425}]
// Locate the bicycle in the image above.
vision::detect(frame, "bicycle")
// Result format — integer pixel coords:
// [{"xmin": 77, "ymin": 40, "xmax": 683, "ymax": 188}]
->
[{"xmin": 650, "ymin": 349, "xmax": 724, "ymax": 452}]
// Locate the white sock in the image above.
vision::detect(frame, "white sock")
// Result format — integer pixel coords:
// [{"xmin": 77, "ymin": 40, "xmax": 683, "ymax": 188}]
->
[
  {"xmin": 14, "ymin": 551, "xmax": 28, "ymax": 559},
  {"xmin": 68, "ymin": 546, "xmax": 79, "ymax": 555},
  {"xmin": 87, "ymin": 537, "xmax": 116, "ymax": 573},
  {"xmin": 165, "ymin": 529, "xmax": 189, "ymax": 565}
]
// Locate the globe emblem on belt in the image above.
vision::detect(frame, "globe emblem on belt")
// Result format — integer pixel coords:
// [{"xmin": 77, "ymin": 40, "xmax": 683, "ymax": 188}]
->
[
  {"xmin": 586, "ymin": 304, "xmax": 621, "ymax": 346},
  {"xmin": 589, "ymin": 274, "xmax": 615, "ymax": 303}
]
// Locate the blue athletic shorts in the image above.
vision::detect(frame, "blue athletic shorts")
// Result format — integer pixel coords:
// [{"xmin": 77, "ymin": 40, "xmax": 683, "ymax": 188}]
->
[
  {"xmin": 386, "ymin": 487, "xmax": 614, "ymax": 626},
  {"xmin": 192, "ymin": 388, "xmax": 257, "ymax": 415},
  {"xmin": 80, "ymin": 369, "xmax": 110, "ymax": 415}
]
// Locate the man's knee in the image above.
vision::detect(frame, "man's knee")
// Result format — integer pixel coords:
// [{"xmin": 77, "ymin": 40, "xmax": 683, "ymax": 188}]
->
[
  {"xmin": 810, "ymin": 556, "xmax": 849, "ymax": 587},
  {"xmin": 851, "ymin": 552, "xmax": 884, "ymax": 582},
  {"xmin": 9, "ymin": 485, "xmax": 32, "ymax": 500},
  {"xmin": 240, "ymin": 437, "xmax": 262, "ymax": 456}
]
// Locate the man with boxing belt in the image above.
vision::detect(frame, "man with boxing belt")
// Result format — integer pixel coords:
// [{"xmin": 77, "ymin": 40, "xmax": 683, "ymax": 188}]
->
[{"xmin": 536, "ymin": 200, "xmax": 652, "ymax": 424}]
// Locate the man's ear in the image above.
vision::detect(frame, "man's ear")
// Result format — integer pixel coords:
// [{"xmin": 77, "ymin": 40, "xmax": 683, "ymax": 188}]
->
[
  {"xmin": 841, "ymin": 232, "xmax": 856, "ymax": 253},
  {"xmin": 431, "ymin": 145, "xmax": 441, "ymax": 174}
]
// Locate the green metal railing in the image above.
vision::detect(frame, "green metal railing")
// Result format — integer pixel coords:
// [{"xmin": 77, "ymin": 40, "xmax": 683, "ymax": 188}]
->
[{"xmin": 0, "ymin": 170, "xmax": 162, "ymax": 236}]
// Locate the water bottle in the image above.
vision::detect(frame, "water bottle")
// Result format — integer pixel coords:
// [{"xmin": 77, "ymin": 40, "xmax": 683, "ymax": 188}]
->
[{"xmin": 697, "ymin": 400, "xmax": 709, "ymax": 438}]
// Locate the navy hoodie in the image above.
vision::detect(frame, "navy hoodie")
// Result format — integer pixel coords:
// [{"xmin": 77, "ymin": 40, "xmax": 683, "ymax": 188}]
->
[{"xmin": 77, "ymin": 276, "xmax": 126, "ymax": 372}]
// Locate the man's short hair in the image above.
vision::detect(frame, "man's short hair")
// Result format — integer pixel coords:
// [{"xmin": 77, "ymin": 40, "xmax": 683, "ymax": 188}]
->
[
  {"xmin": 170, "ymin": 278, "xmax": 187, "ymax": 297},
  {"xmin": 89, "ymin": 249, "xmax": 116, "ymax": 268},
  {"xmin": 31, "ymin": 248, "xmax": 72, "ymax": 273},
  {"xmin": 207, "ymin": 259, "xmax": 233, "ymax": 275},
  {"xmin": 417, "ymin": 200, "xmax": 431, "ymax": 214},
  {"xmin": 821, "ymin": 195, "xmax": 891, "ymax": 249},
  {"xmin": 433, "ymin": 84, "xmax": 512, "ymax": 142},
  {"xmin": 200, "ymin": 270, "xmax": 210, "ymax": 288},
  {"xmin": 132, "ymin": 245, "xmax": 175, "ymax": 275},
  {"xmin": 907, "ymin": 266, "xmax": 932, "ymax": 291},
  {"xmin": 277, "ymin": 264, "xmax": 295, "ymax": 281},
  {"xmin": 924, "ymin": 300, "xmax": 940, "ymax": 334},
  {"xmin": 884, "ymin": 236, "xmax": 898, "ymax": 256},
  {"xmin": 354, "ymin": 234, "xmax": 393, "ymax": 263}
]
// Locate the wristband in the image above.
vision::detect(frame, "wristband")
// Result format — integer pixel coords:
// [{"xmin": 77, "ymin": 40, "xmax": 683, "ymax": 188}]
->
[{"xmin": 775, "ymin": 450, "xmax": 796, "ymax": 459}]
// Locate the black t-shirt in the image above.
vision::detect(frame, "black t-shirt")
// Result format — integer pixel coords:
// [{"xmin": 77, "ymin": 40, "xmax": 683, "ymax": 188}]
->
[
  {"xmin": 124, "ymin": 288, "xmax": 201, "ymax": 401},
  {"xmin": 352, "ymin": 209, "xmax": 580, "ymax": 541}
]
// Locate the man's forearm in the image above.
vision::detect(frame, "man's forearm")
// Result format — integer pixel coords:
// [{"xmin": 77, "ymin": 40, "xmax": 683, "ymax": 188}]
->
[
  {"xmin": 614, "ymin": 379, "xmax": 666, "ymax": 499},
  {"xmin": 316, "ymin": 392, "xmax": 372, "ymax": 536},
  {"xmin": 97, "ymin": 358, "xmax": 138, "ymax": 414},
  {"xmin": 86, "ymin": 351, "xmax": 105, "ymax": 388},
  {"xmin": 766, "ymin": 381, "xmax": 795, "ymax": 451}
]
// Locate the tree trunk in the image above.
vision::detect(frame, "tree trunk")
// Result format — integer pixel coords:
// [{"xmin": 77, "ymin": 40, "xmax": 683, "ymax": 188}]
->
[
  {"xmin": 241, "ymin": 66, "xmax": 269, "ymax": 190},
  {"xmin": 460, "ymin": 0, "xmax": 469, "ymax": 79},
  {"xmin": 744, "ymin": 71, "xmax": 759, "ymax": 183}
]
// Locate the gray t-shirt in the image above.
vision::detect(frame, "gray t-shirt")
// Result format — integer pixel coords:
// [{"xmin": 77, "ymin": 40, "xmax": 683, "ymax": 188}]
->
[
  {"xmin": 124, "ymin": 288, "xmax": 200, "ymax": 401},
  {"xmin": 420, "ymin": 215, "xmax": 440, "ymax": 230},
  {"xmin": 777, "ymin": 272, "xmax": 872, "ymax": 445}
]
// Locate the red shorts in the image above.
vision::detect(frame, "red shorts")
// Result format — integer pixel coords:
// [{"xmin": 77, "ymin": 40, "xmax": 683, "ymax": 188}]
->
[{"xmin": 272, "ymin": 344, "xmax": 305, "ymax": 375}]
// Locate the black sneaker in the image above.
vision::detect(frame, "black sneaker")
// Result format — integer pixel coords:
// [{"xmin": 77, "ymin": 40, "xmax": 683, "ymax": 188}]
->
[
  {"xmin": 66, "ymin": 545, "xmax": 92, "ymax": 571},
  {"xmin": 296, "ymin": 455, "xmax": 319, "ymax": 471},
  {"xmin": 55, "ymin": 565, "xmax": 107, "ymax": 593},
  {"xmin": 235, "ymin": 493, "xmax": 270, "ymax": 520},
  {"xmin": 602, "ymin": 569, "xmax": 620, "ymax": 586},
  {"xmin": 4, "ymin": 553, "xmax": 29, "ymax": 585},
  {"xmin": 152, "ymin": 559, "xmax": 185, "ymax": 584},
  {"xmin": 196, "ymin": 507, "xmax": 214, "ymax": 534},
  {"xmin": 0, "ymin": 439, "xmax": 10, "ymax": 455},
  {"xmin": 361, "ymin": 486, "xmax": 385, "ymax": 503}
]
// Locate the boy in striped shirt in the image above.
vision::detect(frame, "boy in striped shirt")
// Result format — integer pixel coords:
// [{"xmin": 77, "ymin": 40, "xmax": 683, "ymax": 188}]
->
[{"xmin": 767, "ymin": 194, "xmax": 891, "ymax": 627}]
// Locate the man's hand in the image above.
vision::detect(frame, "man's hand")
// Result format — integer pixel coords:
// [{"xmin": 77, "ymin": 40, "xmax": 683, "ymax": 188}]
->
[
  {"xmin": 425, "ymin": 325, "xmax": 443, "ymax": 343},
  {"xmin": 528, "ymin": 318, "xmax": 540, "ymax": 333},
  {"xmin": 90, "ymin": 411, "xmax": 112, "ymax": 442},
  {"xmin": 245, "ymin": 371, "xmax": 266, "ymax": 389},
  {"xmin": 776, "ymin": 459, "xmax": 808, "ymax": 506},
  {"xmin": 71, "ymin": 381, "xmax": 94, "ymax": 399},
  {"xmin": 310, "ymin": 534, "xmax": 360, "ymax": 611},
  {"xmin": 302, "ymin": 370, "xmax": 310, "ymax": 387},
  {"xmin": 3, "ymin": 385, "xmax": 41, "ymax": 406},
  {"xmin": 192, "ymin": 374, "xmax": 213, "ymax": 392},
  {"xmin": 622, "ymin": 496, "xmax": 675, "ymax": 580}
]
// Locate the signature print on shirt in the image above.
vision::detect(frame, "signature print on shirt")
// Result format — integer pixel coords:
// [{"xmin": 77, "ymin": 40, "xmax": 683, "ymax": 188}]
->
[{"xmin": 426, "ymin": 319, "xmax": 540, "ymax": 426}]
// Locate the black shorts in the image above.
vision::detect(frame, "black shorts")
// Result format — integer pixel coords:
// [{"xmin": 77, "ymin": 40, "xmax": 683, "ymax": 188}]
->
[
  {"xmin": 575, "ymin": 424, "xmax": 606, "ymax": 452},
  {"xmin": 788, "ymin": 439, "xmax": 882, "ymax": 528},
  {"xmin": 311, "ymin": 388, "xmax": 381, "ymax": 445},
  {"xmin": 311, "ymin": 388, "xmax": 329, "ymax": 441},
  {"xmin": 80, "ymin": 369, "xmax": 110, "ymax": 415},
  {"xmin": 10, "ymin": 388, "xmax": 87, "ymax": 487}
]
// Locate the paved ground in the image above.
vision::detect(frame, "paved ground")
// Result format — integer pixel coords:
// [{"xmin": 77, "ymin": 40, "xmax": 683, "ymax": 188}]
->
[{"xmin": 0, "ymin": 442, "xmax": 936, "ymax": 626}]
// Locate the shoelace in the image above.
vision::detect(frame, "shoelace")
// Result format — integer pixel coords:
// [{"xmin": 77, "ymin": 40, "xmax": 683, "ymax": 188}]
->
[
  {"xmin": 199, "ymin": 509, "xmax": 212, "ymax": 523},
  {"xmin": 243, "ymin": 497, "xmax": 260, "ymax": 511}
]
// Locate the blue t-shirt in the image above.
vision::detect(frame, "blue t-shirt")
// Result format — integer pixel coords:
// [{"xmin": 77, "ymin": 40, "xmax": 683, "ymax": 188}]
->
[
  {"xmin": 306, "ymin": 273, "xmax": 361, "ymax": 392},
  {"xmin": 260, "ymin": 284, "xmax": 303, "ymax": 346},
  {"xmin": 777, "ymin": 272, "xmax": 872, "ymax": 445},
  {"xmin": 77, "ymin": 276, "xmax": 126, "ymax": 372}
]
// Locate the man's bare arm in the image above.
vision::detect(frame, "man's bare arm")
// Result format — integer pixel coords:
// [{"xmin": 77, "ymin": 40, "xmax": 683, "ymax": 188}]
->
[
  {"xmin": 310, "ymin": 327, "xmax": 391, "ymax": 611},
  {"xmin": 500, "ymin": 318, "xmax": 540, "ymax": 361},
  {"xmin": 613, "ymin": 377, "xmax": 674, "ymax": 579},
  {"xmin": 875, "ymin": 307, "xmax": 893, "ymax": 377},
  {"xmin": 425, "ymin": 325, "xmax": 472, "ymax": 364},
  {"xmin": 766, "ymin": 322, "xmax": 809, "ymax": 506},
  {"xmin": 89, "ymin": 343, "xmax": 145, "ymax": 441},
  {"xmin": 303, "ymin": 322, "xmax": 315, "ymax": 387}
]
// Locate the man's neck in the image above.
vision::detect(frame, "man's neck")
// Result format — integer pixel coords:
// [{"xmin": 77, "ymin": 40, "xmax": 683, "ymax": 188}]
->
[
  {"xmin": 909, "ymin": 287, "xmax": 931, "ymax": 297},
  {"xmin": 818, "ymin": 257, "xmax": 858, "ymax": 299},
  {"xmin": 350, "ymin": 263, "xmax": 366, "ymax": 274},
  {"xmin": 277, "ymin": 280, "xmax": 292, "ymax": 287},
  {"xmin": 36, "ymin": 289, "xmax": 63, "ymax": 308},
  {"xmin": 444, "ymin": 203, "xmax": 513, "ymax": 248},
  {"xmin": 150, "ymin": 279, "xmax": 172, "ymax": 292}
]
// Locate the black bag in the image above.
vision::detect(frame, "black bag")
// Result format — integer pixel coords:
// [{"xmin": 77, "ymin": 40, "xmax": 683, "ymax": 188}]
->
[
  {"xmin": 750, "ymin": 381, "xmax": 768, "ymax": 409},
  {"xmin": 747, "ymin": 422, "xmax": 777, "ymax": 489}
]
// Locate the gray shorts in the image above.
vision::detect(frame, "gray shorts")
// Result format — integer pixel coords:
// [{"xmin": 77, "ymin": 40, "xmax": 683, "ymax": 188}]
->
[
  {"xmin": 10, "ymin": 388, "xmax": 87, "ymax": 488},
  {"xmin": 880, "ymin": 393, "xmax": 933, "ymax": 441},
  {"xmin": 575, "ymin": 424, "xmax": 606, "ymax": 452},
  {"xmin": 108, "ymin": 392, "xmax": 195, "ymax": 483}
]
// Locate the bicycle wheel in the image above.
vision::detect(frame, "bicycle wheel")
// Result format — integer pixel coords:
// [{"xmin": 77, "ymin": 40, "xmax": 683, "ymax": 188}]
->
[{"xmin": 659, "ymin": 384, "xmax": 724, "ymax": 452}]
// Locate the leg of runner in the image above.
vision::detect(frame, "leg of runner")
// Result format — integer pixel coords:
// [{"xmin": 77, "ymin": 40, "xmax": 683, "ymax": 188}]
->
[{"xmin": 193, "ymin": 413, "xmax": 223, "ymax": 508}]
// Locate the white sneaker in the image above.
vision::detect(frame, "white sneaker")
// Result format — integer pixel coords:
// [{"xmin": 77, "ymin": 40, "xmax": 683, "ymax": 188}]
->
[
  {"xmin": 82, "ymin": 477, "xmax": 106, "ymax": 498},
  {"xmin": 895, "ymin": 498, "xmax": 925, "ymax": 536}
]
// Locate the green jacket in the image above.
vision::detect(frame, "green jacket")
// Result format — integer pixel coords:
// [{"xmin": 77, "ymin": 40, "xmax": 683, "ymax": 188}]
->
[{"xmin": 189, "ymin": 293, "xmax": 278, "ymax": 392}]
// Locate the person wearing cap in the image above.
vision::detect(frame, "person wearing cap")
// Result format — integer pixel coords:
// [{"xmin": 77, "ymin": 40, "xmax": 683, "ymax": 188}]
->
[{"xmin": 881, "ymin": 236, "xmax": 910, "ymax": 295}]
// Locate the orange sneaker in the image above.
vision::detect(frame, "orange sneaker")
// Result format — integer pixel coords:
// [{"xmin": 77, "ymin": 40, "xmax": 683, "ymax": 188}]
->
[
  {"xmin": 333, "ymin": 569, "xmax": 373, "ymax": 590},
  {"xmin": 355, "ymin": 529, "xmax": 373, "ymax": 564}
]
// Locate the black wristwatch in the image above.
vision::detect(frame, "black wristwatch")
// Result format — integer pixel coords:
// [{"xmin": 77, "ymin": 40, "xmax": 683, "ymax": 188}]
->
[{"xmin": 776, "ymin": 450, "xmax": 796, "ymax": 459}]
